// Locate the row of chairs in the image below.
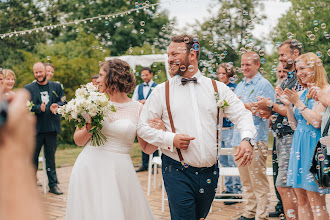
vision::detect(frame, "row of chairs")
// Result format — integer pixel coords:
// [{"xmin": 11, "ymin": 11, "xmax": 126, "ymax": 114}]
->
[{"xmin": 146, "ymin": 148, "xmax": 274, "ymax": 212}]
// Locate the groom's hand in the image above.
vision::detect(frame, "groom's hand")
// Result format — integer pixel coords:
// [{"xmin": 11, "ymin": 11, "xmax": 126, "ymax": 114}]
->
[
  {"xmin": 173, "ymin": 134, "xmax": 195, "ymax": 150},
  {"xmin": 234, "ymin": 141, "xmax": 253, "ymax": 167}
]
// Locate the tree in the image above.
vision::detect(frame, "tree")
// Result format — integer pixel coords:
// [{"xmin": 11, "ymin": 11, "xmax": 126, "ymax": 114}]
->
[
  {"xmin": 0, "ymin": 0, "xmax": 48, "ymax": 67},
  {"xmin": 270, "ymin": 0, "xmax": 329, "ymax": 76},
  {"xmin": 194, "ymin": 0, "xmax": 267, "ymax": 81},
  {"xmin": 43, "ymin": 0, "xmax": 172, "ymax": 56}
]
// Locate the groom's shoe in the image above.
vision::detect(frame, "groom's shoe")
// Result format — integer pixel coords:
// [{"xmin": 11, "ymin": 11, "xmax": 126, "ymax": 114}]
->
[
  {"xmin": 236, "ymin": 216, "xmax": 255, "ymax": 220},
  {"xmin": 49, "ymin": 186, "xmax": 63, "ymax": 195},
  {"xmin": 136, "ymin": 166, "xmax": 148, "ymax": 172}
]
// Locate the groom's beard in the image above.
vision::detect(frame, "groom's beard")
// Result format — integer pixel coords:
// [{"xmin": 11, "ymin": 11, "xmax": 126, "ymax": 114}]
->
[
  {"xmin": 170, "ymin": 55, "xmax": 190, "ymax": 76},
  {"xmin": 35, "ymin": 74, "xmax": 47, "ymax": 83}
]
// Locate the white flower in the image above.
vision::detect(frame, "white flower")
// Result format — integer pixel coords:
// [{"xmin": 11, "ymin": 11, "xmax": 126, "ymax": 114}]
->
[
  {"xmin": 76, "ymin": 88, "xmax": 87, "ymax": 97},
  {"xmin": 217, "ymin": 100, "xmax": 225, "ymax": 107},
  {"xmin": 86, "ymin": 82, "xmax": 97, "ymax": 92}
]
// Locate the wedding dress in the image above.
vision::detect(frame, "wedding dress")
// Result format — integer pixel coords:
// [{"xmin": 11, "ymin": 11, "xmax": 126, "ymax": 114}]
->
[{"xmin": 66, "ymin": 101, "xmax": 155, "ymax": 220}]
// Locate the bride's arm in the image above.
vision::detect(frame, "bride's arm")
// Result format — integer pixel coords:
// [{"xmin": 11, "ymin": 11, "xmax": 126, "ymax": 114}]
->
[
  {"xmin": 73, "ymin": 124, "xmax": 93, "ymax": 146},
  {"xmin": 137, "ymin": 105, "xmax": 159, "ymax": 154}
]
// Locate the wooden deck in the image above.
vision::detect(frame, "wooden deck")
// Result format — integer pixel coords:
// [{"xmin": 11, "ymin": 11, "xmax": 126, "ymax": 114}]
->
[{"xmin": 37, "ymin": 166, "xmax": 328, "ymax": 220}]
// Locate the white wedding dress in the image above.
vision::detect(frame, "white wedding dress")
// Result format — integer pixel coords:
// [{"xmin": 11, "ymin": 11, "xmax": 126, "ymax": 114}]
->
[{"xmin": 66, "ymin": 101, "xmax": 155, "ymax": 220}]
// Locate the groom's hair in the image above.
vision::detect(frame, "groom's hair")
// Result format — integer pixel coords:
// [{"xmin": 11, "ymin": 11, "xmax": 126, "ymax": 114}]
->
[
  {"xmin": 171, "ymin": 34, "xmax": 200, "ymax": 61},
  {"xmin": 99, "ymin": 59, "xmax": 136, "ymax": 94}
]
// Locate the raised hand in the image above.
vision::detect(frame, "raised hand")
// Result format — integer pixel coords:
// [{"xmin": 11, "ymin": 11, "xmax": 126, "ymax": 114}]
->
[
  {"xmin": 308, "ymin": 84, "xmax": 321, "ymax": 101},
  {"xmin": 50, "ymin": 103, "xmax": 58, "ymax": 114},
  {"xmin": 234, "ymin": 140, "xmax": 253, "ymax": 167},
  {"xmin": 40, "ymin": 102, "xmax": 46, "ymax": 112},
  {"xmin": 284, "ymin": 88, "xmax": 300, "ymax": 105},
  {"xmin": 275, "ymin": 87, "xmax": 291, "ymax": 106},
  {"xmin": 173, "ymin": 134, "xmax": 195, "ymax": 150}
]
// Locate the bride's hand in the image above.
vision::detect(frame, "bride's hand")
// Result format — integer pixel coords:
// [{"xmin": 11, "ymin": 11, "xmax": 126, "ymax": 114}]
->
[
  {"xmin": 86, "ymin": 123, "xmax": 92, "ymax": 132},
  {"xmin": 148, "ymin": 118, "xmax": 165, "ymax": 131}
]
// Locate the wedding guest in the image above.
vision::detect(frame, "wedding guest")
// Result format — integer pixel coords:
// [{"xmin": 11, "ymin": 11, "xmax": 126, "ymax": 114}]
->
[
  {"xmin": 215, "ymin": 63, "xmax": 242, "ymax": 205},
  {"xmin": 278, "ymin": 52, "xmax": 329, "ymax": 220},
  {"xmin": 275, "ymin": 62, "xmax": 288, "ymax": 87},
  {"xmin": 24, "ymin": 62, "xmax": 66, "ymax": 195},
  {"xmin": 45, "ymin": 63, "xmax": 55, "ymax": 80},
  {"xmin": 2, "ymin": 69, "xmax": 16, "ymax": 96},
  {"xmin": 253, "ymin": 40, "xmax": 303, "ymax": 218},
  {"xmin": 0, "ymin": 69, "xmax": 4, "ymax": 87},
  {"xmin": 91, "ymin": 74, "xmax": 99, "ymax": 86},
  {"xmin": 309, "ymin": 83, "xmax": 330, "ymax": 147},
  {"xmin": 132, "ymin": 67, "xmax": 158, "ymax": 172},
  {"xmin": 137, "ymin": 34, "xmax": 256, "ymax": 220},
  {"xmin": 232, "ymin": 51, "xmax": 275, "ymax": 220},
  {"xmin": 0, "ymin": 89, "xmax": 47, "ymax": 220}
]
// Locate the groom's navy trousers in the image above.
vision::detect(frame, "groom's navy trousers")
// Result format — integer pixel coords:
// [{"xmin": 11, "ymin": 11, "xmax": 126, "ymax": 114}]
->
[{"xmin": 162, "ymin": 154, "xmax": 219, "ymax": 220}]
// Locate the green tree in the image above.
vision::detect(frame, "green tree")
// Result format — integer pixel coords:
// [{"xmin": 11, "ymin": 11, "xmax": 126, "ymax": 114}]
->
[
  {"xmin": 44, "ymin": 0, "xmax": 172, "ymax": 56},
  {"xmin": 270, "ymin": 0, "xmax": 330, "ymax": 76},
  {"xmin": 0, "ymin": 0, "xmax": 48, "ymax": 67},
  {"xmin": 195, "ymin": 0, "xmax": 267, "ymax": 81}
]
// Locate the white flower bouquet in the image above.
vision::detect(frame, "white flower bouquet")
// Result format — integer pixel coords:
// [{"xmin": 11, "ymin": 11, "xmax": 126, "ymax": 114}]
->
[{"xmin": 57, "ymin": 83, "xmax": 116, "ymax": 146}]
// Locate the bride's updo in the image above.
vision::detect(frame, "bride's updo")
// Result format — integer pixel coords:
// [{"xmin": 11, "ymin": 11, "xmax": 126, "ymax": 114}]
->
[{"xmin": 99, "ymin": 59, "xmax": 136, "ymax": 94}]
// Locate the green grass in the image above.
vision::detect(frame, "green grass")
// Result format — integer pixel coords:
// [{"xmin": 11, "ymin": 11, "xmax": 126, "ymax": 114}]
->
[{"xmin": 39, "ymin": 143, "xmax": 143, "ymax": 169}]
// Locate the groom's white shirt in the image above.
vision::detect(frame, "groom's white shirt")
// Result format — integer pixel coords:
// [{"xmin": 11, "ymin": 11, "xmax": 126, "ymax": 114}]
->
[{"xmin": 137, "ymin": 70, "xmax": 256, "ymax": 167}]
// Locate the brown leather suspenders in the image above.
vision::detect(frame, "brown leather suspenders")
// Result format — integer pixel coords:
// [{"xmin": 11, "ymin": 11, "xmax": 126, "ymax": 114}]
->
[{"xmin": 165, "ymin": 79, "xmax": 220, "ymax": 166}]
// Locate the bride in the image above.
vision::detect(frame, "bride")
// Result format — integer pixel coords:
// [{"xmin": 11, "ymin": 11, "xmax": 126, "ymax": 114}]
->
[{"xmin": 66, "ymin": 59, "xmax": 158, "ymax": 220}]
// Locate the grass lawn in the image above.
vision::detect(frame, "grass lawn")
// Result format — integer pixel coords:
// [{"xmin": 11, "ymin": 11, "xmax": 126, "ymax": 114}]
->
[
  {"xmin": 38, "ymin": 143, "xmax": 143, "ymax": 169},
  {"xmin": 40, "ymin": 132, "xmax": 275, "ymax": 169}
]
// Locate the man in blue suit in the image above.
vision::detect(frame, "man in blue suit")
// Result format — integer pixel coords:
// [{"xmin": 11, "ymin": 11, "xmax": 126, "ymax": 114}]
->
[
  {"xmin": 25, "ymin": 62, "xmax": 66, "ymax": 195},
  {"xmin": 132, "ymin": 67, "xmax": 158, "ymax": 172}
]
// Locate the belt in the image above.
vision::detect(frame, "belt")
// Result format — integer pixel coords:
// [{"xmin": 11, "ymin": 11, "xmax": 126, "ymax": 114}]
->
[
  {"xmin": 276, "ymin": 132, "xmax": 294, "ymax": 139},
  {"xmin": 222, "ymin": 127, "xmax": 233, "ymax": 131}
]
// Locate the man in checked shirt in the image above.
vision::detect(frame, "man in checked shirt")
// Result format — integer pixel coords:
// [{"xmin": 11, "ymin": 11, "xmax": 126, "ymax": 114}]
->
[{"xmin": 254, "ymin": 39, "xmax": 304, "ymax": 219}]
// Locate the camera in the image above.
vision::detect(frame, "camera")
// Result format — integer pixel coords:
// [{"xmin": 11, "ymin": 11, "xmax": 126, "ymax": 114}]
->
[{"xmin": 0, "ymin": 100, "xmax": 8, "ymax": 128}]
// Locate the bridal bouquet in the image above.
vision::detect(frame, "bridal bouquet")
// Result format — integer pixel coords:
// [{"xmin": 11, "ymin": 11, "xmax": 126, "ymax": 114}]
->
[{"xmin": 57, "ymin": 83, "xmax": 116, "ymax": 146}]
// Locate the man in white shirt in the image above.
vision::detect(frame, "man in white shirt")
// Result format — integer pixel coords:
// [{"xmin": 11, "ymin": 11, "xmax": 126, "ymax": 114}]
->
[
  {"xmin": 137, "ymin": 35, "xmax": 256, "ymax": 220},
  {"xmin": 133, "ymin": 67, "xmax": 159, "ymax": 172}
]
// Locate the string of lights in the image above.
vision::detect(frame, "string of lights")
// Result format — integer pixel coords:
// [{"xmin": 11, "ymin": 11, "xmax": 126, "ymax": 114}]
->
[{"xmin": 0, "ymin": 2, "xmax": 158, "ymax": 39}]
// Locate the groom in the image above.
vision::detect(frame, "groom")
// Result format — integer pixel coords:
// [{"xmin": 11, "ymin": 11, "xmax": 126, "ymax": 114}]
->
[{"xmin": 137, "ymin": 34, "xmax": 257, "ymax": 220}]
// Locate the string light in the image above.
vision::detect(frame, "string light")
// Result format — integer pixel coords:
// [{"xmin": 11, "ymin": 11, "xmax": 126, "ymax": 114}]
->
[{"xmin": 0, "ymin": 2, "xmax": 158, "ymax": 39}]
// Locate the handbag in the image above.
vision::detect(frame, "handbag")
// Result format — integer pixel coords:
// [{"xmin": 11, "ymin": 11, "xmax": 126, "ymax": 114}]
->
[{"xmin": 310, "ymin": 114, "xmax": 330, "ymax": 189}]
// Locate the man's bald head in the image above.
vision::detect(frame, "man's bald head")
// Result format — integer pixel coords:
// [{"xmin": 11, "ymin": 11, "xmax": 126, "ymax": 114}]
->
[{"xmin": 33, "ymin": 62, "xmax": 46, "ymax": 71}]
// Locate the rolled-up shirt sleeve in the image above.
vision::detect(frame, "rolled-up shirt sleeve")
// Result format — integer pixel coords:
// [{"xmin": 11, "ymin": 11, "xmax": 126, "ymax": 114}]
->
[
  {"xmin": 219, "ymin": 82, "xmax": 257, "ymax": 139},
  {"xmin": 137, "ymin": 85, "xmax": 175, "ymax": 152}
]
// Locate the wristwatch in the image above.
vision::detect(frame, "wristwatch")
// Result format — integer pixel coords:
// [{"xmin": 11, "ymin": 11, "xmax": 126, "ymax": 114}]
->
[
  {"xmin": 242, "ymin": 137, "xmax": 255, "ymax": 148},
  {"xmin": 0, "ymin": 100, "xmax": 8, "ymax": 128}
]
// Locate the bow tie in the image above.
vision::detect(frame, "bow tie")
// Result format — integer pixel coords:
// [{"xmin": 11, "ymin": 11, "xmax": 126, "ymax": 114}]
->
[
  {"xmin": 181, "ymin": 77, "xmax": 197, "ymax": 85},
  {"xmin": 143, "ymin": 83, "xmax": 149, "ymax": 87}
]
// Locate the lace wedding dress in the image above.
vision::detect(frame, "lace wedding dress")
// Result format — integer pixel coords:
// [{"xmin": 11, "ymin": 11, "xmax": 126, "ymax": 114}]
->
[{"xmin": 66, "ymin": 101, "xmax": 155, "ymax": 220}]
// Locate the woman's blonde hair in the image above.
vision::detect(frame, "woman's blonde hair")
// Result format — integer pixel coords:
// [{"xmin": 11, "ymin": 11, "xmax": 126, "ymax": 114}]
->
[
  {"xmin": 2, "ymin": 69, "xmax": 16, "ymax": 80},
  {"xmin": 295, "ymin": 52, "xmax": 328, "ymax": 89}
]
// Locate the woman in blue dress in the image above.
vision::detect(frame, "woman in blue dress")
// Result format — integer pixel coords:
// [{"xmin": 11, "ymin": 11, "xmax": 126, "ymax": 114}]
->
[{"xmin": 278, "ymin": 52, "xmax": 329, "ymax": 220}]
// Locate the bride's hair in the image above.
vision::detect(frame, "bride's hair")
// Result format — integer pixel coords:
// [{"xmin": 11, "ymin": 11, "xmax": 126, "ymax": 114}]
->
[{"xmin": 99, "ymin": 59, "xmax": 136, "ymax": 94}]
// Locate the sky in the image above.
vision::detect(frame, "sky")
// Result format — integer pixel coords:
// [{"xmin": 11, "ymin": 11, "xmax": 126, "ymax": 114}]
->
[{"xmin": 158, "ymin": 0, "xmax": 292, "ymax": 54}]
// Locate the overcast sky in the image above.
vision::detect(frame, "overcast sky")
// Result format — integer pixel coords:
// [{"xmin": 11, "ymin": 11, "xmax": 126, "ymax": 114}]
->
[{"xmin": 158, "ymin": 0, "xmax": 292, "ymax": 53}]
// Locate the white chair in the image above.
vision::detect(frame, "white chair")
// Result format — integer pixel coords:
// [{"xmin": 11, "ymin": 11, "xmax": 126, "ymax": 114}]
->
[
  {"xmin": 147, "ymin": 149, "xmax": 162, "ymax": 195},
  {"xmin": 38, "ymin": 146, "xmax": 47, "ymax": 194},
  {"xmin": 147, "ymin": 149, "xmax": 167, "ymax": 212},
  {"xmin": 214, "ymin": 148, "xmax": 274, "ymax": 202}
]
